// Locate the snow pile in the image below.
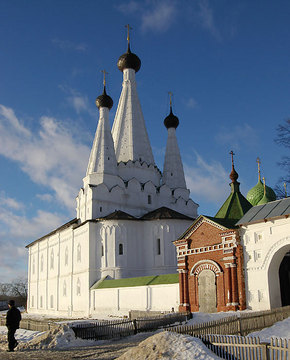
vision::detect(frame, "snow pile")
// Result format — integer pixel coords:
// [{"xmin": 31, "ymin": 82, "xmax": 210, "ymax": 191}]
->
[
  {"xmin": 117, "ymin": 331, "xmax": 220, "ymax": 360},
  {"xmin": 248, "ymin": 317, "xmax": 290, "ymax": 342},
  {"xmin": 18, "ymin": 325, "xmax": 77, "ymax": 350}
]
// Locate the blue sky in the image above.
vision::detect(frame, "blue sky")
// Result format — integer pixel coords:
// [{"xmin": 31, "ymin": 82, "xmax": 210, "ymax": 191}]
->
[{"xmin": 0, "ymin": 0, "xmax": 289, "ymax": 281}]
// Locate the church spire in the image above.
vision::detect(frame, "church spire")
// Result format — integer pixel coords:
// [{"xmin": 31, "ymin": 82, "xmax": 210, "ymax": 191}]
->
[
  {"xmin": 162, "ymin": 93, "xmax": 187, "ymax": 189},
  {"xmin": 215, "ymin": 152, "xmax": 252, "ymax": 225},
  {"xmin": 112, "ymin": 26, "xmax": 154, "ymax": 166},
  {"xmin": 85, "ymin": 71, "xmax": 118, "ymax": 186}
]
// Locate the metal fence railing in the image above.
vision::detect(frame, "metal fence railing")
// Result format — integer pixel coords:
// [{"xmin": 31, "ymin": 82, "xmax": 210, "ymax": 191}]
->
[{"xmin": 72, "ymin": 312, "xmax": 189, "ymax": 340}]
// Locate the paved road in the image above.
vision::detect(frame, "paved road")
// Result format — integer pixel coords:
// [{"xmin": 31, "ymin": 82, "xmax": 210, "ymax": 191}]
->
[{"xmin": 0, "ymin": 332, "xmax": 153, "ymax": 360}]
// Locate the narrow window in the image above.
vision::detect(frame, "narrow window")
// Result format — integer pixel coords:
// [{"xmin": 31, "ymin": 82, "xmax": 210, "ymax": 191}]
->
[
  {"xmin": 50, "ymin": 295, "xmax": 53, "ymax": 308},
  {"xmin": 40, "ymin": 296, "xmax": 43, "ymax": 308},
  {"xmin": 31, "ymin": 295, "xmax": 34, "ymax": 307},
  {"xmin": 63, "ymin": 281, "xmax": 67, "ymax": 297},
  {"xmin": 65, "ymin": 247, "xmax": 68, "ymax": 266},
  {"xmin": 100, "ymin": 206, "xmax": 102, "ymax": 212},
  {"xmin": 77, "ymin": 278, "xmax": 81, "ymax": 296},
  {"xmin": 32, "ymin": 256, "xmax": 35, "ymax": 274},
  {"xmin": 50, "ymin": 249, "xmax": 54, "ymax": 270},
  {"xmin": 77, "ymin": 243, "xmax": 81, "ymax": 262},
  {"xmin": 157, "ymin": 238, "xmax": 161, "ymax": 255},
  {"xmin": 40, "ymin": 254, "xmax": 44, "ymax": 272},
  {"xmin": 148, "ymin": 195, "xmax": 152, "ymax": 204},
  {"xmin": 101, "ymin": 244, "xmax": 104, "ymax": 257},
  {"xmin": 119, "ymin": 243, "xmax": 123, "ymax": 255}
]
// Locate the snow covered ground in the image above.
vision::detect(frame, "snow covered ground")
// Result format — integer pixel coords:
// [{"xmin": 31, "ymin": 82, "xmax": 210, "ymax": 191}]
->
[{"xmin": 0, "ymin": 313, "xmax": 289, "ymax": 359}]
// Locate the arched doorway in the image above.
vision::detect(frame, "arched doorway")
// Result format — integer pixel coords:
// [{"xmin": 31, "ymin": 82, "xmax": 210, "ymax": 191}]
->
[
  {"xmin": 279, "ymin": 251, "xmax": 290, "ymax": 306},
  {"xmin": 198, "ymin": 269, "xmax": 217, "ymax": 313},
  {"xmin": 268, "ymin": 244, "xmax": 290, "ymax": 308}
]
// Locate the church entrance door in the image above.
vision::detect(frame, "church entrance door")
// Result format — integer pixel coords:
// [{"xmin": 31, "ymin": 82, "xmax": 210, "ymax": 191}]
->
[
  {"xmin": 198, "ymin": 269, "xmax": 217, "ymax": 313},
  {"xmin": 279, "ymin": 251, "xmax": 290, "ymax": 306}
]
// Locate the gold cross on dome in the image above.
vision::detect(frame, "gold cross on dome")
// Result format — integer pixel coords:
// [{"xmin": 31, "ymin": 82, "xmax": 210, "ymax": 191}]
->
[
  {"xmin": 256, "ymin": 157, "xmax": 261, "ymax": 181},
  {"xmin": 168, "ymin": 91, "xmax": 173, "ymax": 106},
  {"xmin": 125, "ymin": 24, "xmax": 132, "ymax": 45},
  {"xmin": 101, "ymin": 70, "xmax": 108, "ymax": 87}
]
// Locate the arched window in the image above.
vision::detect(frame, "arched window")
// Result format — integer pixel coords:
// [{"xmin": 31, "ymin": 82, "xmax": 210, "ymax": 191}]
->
[
  {"xmin": 40, "ymin": 254, "xmax": 44, "ymax": 272},
  {"xmin": 77, "ymin": 243, "xmax": 81, "ymax": 262},
  {"xmin": 119, "ymin": 243, "xmax": 124, "ymax": 255},
  {"xmin": 101, "ymin": 244, "xmax": 104, "ymax": 257},
  {"xmin": 77, "ymin": 278, "xmax": 81, "ymax": 296},
  {"xmin": 50, "ymin": 249, "xmax": 54, "ymax": 270},
  {"xmin": 148, "ymin": 195, "xmax": 152, "ymax": 204},
  {"xmin": 65, "ymin": 247, "xmax": 68, "ymax": 266},
  {"xmin": 32, "ymin": 256, "xmax": 35, "ymax": 274},
  {"xmin": 157, "ymin": 238, "xmax": 161, "ymax": 255},
  {"xmin": 63, "ymin": 281, "xmax": 67, "ymax": 297}
]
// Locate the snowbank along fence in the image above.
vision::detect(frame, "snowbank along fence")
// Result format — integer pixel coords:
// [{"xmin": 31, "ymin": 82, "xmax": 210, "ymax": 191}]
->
[
  {"xmin": 166, "ymin": 305, "xmax": 290, "ymax": 337},
  {"xmin": 71, "ymin": 312, "xmax": 189, "ymax": 340},
  {"xmin": 197, "ymin": 334, "xmax": 289, "ymax": 360}
]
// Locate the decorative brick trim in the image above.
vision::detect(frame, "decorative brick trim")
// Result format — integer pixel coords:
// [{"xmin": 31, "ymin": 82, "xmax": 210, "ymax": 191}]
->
[{"xmin": 190, "ymin": 259, "xmax": 222, "ymax": 276}]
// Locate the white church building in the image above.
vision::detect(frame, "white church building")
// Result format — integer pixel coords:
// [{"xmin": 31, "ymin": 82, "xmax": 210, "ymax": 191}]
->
[{"xmin": 26, "ymin": 38, "xmax": 198, "ymax": 317}]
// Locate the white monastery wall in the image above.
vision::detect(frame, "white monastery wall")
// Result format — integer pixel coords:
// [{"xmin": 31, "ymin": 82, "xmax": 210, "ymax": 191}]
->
[
  {"xmin": 240, "ymin": 217, "xmax": 290, "ymax": 311},
  {"xmin": 90, "ymin": 283, "xmax": 179, "ymax": 316}
]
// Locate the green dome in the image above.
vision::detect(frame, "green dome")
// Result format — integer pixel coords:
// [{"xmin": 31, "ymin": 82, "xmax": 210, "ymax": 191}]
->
[{"xmin": 246, "ymin": 180, "xmax": 276, "ymax": 206}]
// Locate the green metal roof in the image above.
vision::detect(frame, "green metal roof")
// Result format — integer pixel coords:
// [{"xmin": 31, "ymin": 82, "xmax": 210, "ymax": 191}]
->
[
  {"xmin": 215, "ymin": 182, "xmax": 252, "ymax": 225},
  {"xmin": 91, "ymin": 273, "xmax": 179, "ymax": 290}
]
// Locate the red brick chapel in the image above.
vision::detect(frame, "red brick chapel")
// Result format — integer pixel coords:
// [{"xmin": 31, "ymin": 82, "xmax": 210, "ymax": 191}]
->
[{"xmin": 174, "ymin": 153, "xmax": 252, "ymax": 313}]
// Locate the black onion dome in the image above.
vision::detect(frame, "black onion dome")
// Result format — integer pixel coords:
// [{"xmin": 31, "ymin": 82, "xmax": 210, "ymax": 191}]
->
[
  {"xmin": 164, "ymin": 106, "xmax": 179, "ymax": 129},
  {"xmin": 95, "ymin": 86, "xmax": 113, "ymax": 110},
  {"xmin": 117, "ymin": 44, "xmax": 141, "ymax": 73}
]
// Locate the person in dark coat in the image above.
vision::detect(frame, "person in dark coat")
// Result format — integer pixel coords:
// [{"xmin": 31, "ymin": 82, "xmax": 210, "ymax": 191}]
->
[{"xmin": 6, "ymin": 299, "xmax": 21, "ymax": 352}]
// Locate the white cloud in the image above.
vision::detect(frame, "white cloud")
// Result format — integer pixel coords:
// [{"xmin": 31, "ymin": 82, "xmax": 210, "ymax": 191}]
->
[
  {"xmin": 0, "ymin": 104, "xmax": 90, "ymax": 210},
  {"xmin": 197, "ymin": 0, "xmax": 221, "ymax": 41},
  {"xmin": 184, "ymin": 152, "xmax": 228, "ymax": 204},
  {"xmin": 36, "ymin": 193, "xmax": 53, "ymax": 202},
  {"xmin": 215, "ymin": 123, "xmax": 258, "ymax": 150},
  {"xmin": 0, "ymin": 207, "xmax": 65, "ymax": 239},
  {"xmin": 0, "ymin": 192, "xmax": 24, "ymax": 210},
  {"xmin": 117, "ymin": 1, "xmax": 177, "ymax": 33},
  {"xmin": 186, "ymin": 97, "xmax": 198, "ymax": 109},
  {"xmin": 0, "ymin": 198, "xmax": 68, "ymax": 281},
  {"xmin": 141, "ymin": 1, "xmax": 177, "ymax": 33},
  {"xmin": 59, "ymin": 85, "xmax": 93, "ymax": 115},
  {"xmin": 117, "ymin": 1, "xmax": 140, "ymax": 14},
  {"xmin": 52, "ymin": 38, "xmax": 88, "ymax": 52}
]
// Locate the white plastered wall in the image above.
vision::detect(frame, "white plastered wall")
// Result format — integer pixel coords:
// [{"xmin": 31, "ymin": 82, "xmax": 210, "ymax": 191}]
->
[
  {"xmin": 240, "ymin": 217, "xmax": 290, "ymax": 311},
  {"xmin": 90, "ymin": 283, "xmax": 179, "ymax": 317}
]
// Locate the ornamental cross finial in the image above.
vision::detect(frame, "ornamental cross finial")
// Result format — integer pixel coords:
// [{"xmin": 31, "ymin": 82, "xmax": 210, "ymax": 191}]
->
[
  {"xmin": 256, "ymin": 157, "xmax": 261, "ymax": 181},
  {"xmin": 230, "ymin": 150, "xmax": 235, "ymax": 167},
  {"xmin": 262, "ymin": 176, "xmax": 266, "ymax": 195},
  {"xmin": 168, "ymin": 91, "xmax": 173, "ymax": 107},
  {"xmin": 101, "ymin": 70, "xmax": 108, "ymax": 87},
  {"xmin": 125, "ymin": 24, "xmax": 132, "ymax": 46},
  {"xmin": 284, "ymin": 182, "xmax": 287, "ymax": 198}
]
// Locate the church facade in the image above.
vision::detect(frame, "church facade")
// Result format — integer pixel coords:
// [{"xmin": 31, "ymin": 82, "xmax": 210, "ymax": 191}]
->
[{"xmin": 26, "ymin": 38, "xmax": 198, "ymax": 317}]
